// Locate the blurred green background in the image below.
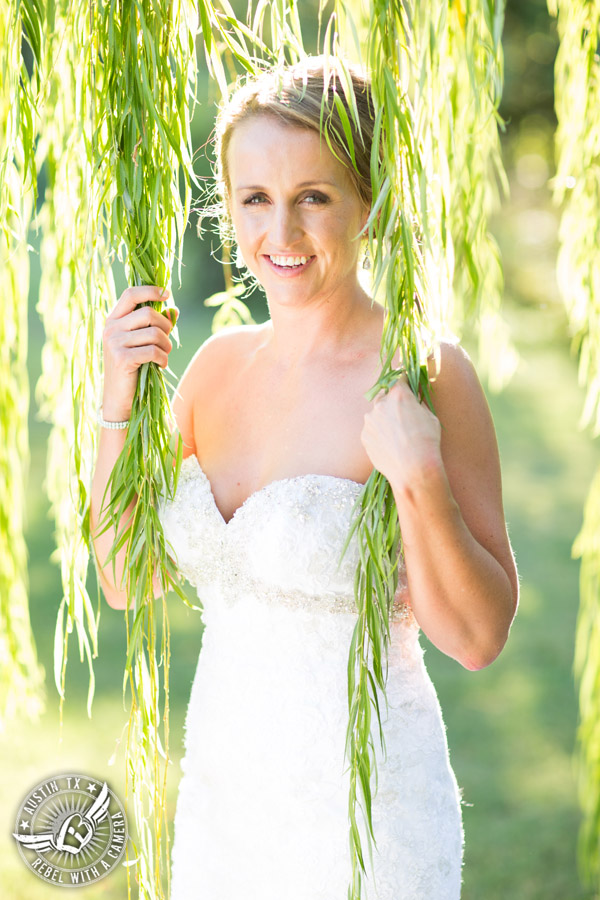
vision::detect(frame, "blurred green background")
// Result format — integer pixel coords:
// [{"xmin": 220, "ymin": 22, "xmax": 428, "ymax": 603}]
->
[{"xmin": 2, "ymin": 0, "xmax": 598, "ymax": 897}]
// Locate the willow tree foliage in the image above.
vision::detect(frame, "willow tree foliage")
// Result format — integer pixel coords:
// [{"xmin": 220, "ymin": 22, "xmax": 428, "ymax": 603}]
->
[
  {"xmin": 89, "ymin": 4, "xmax": 201, "ymax": 896},
  {"xmin": 34, "ymin": 0, "xmax": 118, "ymax": 727},
  {"xmin": 548, "ymin": 0, "xmax": 600, "ymax": 888},
  {"xmin": 329, "ymin": 3, "xmax": 509, "ymax": 894},
  {"xmin": 3, "ymin": 1, "xmax": 508, "ymax": 898},
  {"xmin": 0, "ymin": 0, "xmax": 45, "ymax": 731},
  {"xmin": 445, "ymin": 1, "xmax": 516, "ymax": 390}
]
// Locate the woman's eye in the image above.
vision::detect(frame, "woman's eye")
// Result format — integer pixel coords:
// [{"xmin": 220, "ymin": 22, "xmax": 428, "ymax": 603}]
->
[
  {"xmin": 303, "ymin": 193, "xmax": 327, "ymax": 205},
  {"xmin": 241, "ymin": 192, "xmax": 328, "ymax": 206}
]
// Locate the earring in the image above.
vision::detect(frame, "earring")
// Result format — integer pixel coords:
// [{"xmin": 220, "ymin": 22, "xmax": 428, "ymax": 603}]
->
[{"xmin": 362, "ymin": 244, "xmax": 372, "ymax": 271}]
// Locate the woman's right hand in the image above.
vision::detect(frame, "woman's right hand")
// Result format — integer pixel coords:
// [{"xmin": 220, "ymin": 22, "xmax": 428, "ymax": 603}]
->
[{"xmin": 102, "ymin": 285, "xmax": 178, "ymax": 419}]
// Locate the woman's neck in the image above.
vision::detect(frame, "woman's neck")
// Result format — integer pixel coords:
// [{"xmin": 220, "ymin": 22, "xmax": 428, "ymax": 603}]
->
[{"xmin": 263, "ymin": 284, "xmax": 380, "ymax": 368}]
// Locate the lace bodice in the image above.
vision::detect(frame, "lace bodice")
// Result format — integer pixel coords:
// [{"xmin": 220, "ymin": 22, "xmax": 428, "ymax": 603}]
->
[{"xmin": 160, "ymin": 453, "xmax": 413, "ymax": 621}]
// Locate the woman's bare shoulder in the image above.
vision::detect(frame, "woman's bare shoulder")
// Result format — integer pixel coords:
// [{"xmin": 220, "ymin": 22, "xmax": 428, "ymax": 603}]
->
[
  {"xmin": 426, "ymin": 339, "xmax": 502, "ymax": 504},
  {"xmin": 183, "ymin": 321, "xmax": 270, "ymax": 384},
  {"xmin": 425, "ymin": 339, "xmax": 501, "ymax": 494},
  {"xmin": 426, "ymin": 339, "xmax": 487, "ymax": 417},
  {"xmin": 171, "ymin": 322, "xmax": 270, "ymax": 454}
]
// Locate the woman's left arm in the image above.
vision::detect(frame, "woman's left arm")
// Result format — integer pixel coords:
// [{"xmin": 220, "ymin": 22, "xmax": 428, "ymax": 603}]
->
[{"xmin": 361, "ymin": 341, "xmax": 519, "ymax": 671}]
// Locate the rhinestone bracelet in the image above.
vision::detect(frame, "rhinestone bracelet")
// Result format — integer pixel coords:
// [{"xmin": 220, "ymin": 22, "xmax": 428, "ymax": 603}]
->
[{"xmin": 97, "ymin": 407, "xmax": 130, "ymax": 430}]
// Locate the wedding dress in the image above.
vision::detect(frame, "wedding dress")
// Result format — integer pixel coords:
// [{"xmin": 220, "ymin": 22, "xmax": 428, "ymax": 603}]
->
[{"xmin": 160, "ymin": 453, "xmax": 464, "ymax": 900}]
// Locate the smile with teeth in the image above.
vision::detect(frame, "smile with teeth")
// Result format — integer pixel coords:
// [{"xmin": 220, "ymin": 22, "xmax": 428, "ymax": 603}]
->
[{"xmin": 268, "ymin": 254, "xmax": 314, "ymax": 268}]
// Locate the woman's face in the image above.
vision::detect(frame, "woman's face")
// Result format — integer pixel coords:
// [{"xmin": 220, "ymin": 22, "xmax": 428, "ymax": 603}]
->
[{"xmin": 226, "ymin": 114, "xmax": 370, "ymax": 309}]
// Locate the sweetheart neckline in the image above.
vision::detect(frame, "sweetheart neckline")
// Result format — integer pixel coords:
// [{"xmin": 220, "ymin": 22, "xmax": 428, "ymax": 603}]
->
[{"xmin": 182, "ymin": 453, "xmax": 367, "ymax": 527}]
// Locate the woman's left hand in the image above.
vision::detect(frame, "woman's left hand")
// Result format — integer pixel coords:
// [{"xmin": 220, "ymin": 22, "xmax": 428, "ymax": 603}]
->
[{"xmin": 360, "ymin": 377, "xmax": 443, "ymax": 487}]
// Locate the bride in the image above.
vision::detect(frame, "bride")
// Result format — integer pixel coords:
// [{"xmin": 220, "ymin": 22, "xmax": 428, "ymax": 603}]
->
[{"xmin": 91, "ymin": 56, "xmax": 519, "ymax": 900}]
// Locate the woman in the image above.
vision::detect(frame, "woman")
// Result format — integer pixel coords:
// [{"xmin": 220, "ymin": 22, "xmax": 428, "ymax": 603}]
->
[{"xmin": 91, "ymin": 56, "xmax": 519, "ymax": 900}]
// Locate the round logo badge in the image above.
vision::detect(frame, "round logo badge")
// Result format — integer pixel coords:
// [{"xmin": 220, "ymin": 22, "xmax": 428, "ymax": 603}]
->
[{"xmin": 12, "ymin": 773, "xmax": 128, "ymax": 887}]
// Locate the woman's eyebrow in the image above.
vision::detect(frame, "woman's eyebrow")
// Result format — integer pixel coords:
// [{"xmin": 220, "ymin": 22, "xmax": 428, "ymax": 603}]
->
[
  {"xmin": 295, "ymin": 180, "xmax": 337, "ymax": 188},
  {"xmin": 235, "ymin": 180, "xmax": 338, "ymax": 192}
]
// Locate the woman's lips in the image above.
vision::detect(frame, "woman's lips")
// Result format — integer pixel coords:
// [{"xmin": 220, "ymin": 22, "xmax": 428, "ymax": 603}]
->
[{"xmin": 263, "ymin": 255, "xmax": 316, "ymax": 277}]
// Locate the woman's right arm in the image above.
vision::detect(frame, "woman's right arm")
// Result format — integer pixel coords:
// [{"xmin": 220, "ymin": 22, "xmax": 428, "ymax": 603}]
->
[{"xmin": 90, "ymin": 285, "xmax": 176, "ymax": 609}]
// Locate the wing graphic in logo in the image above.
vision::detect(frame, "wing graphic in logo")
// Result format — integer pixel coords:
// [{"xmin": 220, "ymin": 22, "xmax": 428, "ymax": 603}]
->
[{"xmin": 12, "ymin": 831, "xmax": 58, "ymax": 852}]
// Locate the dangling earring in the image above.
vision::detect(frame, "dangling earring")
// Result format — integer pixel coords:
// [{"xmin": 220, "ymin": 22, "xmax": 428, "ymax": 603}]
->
[{"xmin": 362, "ymin": 244, "xmax": 372, "ymax": 271}]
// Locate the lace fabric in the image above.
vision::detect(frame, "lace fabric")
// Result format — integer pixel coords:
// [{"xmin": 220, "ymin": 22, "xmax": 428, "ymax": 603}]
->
[{"xmin": 160, "ymin": 454, "xmax": 464, "ymax": 899}]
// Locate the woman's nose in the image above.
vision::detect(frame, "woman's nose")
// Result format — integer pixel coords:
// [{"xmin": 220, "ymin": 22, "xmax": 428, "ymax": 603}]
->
[{"xmin": 269, "ymin": 203, "xmax": 302, "ymax": 248}]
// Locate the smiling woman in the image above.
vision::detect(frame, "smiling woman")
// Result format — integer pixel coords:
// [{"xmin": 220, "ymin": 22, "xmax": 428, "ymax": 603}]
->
[{"xmin": 90, "ymin": 55, "xmax": 518, "ymax": 900}]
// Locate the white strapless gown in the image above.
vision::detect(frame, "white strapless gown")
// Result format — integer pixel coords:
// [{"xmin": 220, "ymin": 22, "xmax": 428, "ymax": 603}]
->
[{"xmin": 160, "ymin": 454, "xmax": 464, "ymax": 899}]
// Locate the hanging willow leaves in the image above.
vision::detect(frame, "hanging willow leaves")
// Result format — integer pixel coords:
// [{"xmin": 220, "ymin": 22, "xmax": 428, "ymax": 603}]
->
[
  {"xmin": 90, "ymin": 2, "xmax": 200, "ymax": 896},
  {"xmin": 548, "ymin": 0, "xmax": 600, "ymax": 888},
  {"xmin": 446, "ymin": 0, "xmax": 516, "ymax": 391},
  {"xmin": 250, "ymin": 0, "xmax": 305, "ymax": 66},
  {"xmin": 319, "ymin": 2, "xmax": 509, "ymax": 896},
  {"xmin": 34, "ymin": 0, "xmax": 117, "ymax": 727},
  {"xmin": 549, "ymin": 0, "xmax": 600, "ymax": 436},
  {"xmin": 0, "ymin": 0, "xmax": 45, "ymax": 730},
  {"xmin": 337, "ymin": 6, "xmax": 440, "ymax": 893}
]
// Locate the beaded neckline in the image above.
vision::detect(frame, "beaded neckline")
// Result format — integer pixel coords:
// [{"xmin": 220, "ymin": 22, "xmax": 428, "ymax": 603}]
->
[{"xmin": 184, "ymin": 453, "xmax": 367, "ymax": 527}]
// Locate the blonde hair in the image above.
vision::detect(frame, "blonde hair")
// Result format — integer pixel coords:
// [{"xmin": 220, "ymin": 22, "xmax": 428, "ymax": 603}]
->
[{"xmin": 208, "ymin": 55, "xmax": 375, "ymax": 242}]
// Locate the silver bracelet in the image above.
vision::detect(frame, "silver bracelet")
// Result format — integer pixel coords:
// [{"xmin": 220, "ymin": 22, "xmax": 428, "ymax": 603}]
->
[{"xmin": 97, "ymin": 406, "xmax": 130, "ymax": 430}]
